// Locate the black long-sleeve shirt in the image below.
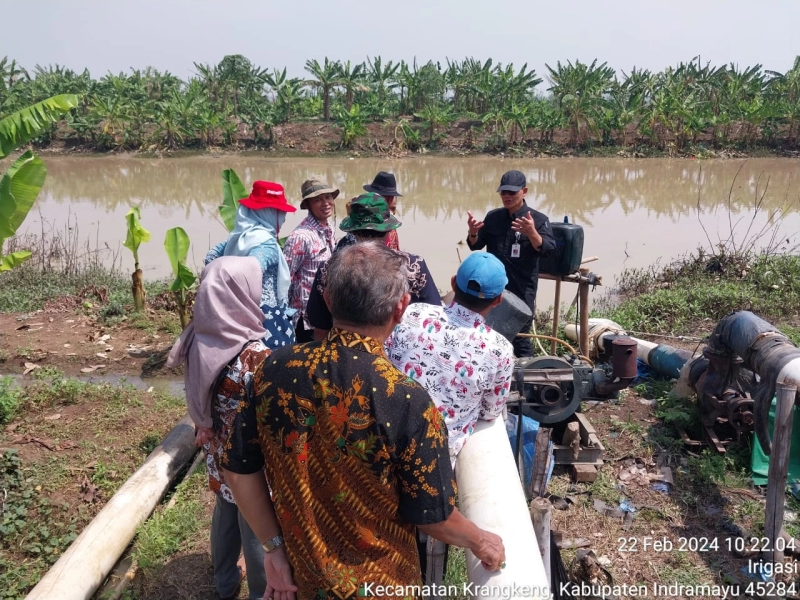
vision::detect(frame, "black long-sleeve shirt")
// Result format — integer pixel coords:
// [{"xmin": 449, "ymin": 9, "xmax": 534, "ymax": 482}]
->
[{"xmin": 466, "ymin": 201, "xmax": 556, "ymax": 308}]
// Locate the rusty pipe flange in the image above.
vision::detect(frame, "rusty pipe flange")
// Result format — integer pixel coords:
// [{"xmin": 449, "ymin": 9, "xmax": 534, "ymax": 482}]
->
[{"xmin": 725, "ymin": 392, "xmax": 755, "ymax": 432}]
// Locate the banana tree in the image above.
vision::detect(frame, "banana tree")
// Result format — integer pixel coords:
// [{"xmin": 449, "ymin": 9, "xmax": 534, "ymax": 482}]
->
[
  {"xmin": 1, "ymin": 94, "xmax": 79, "ymax": 272},
  {"xmin": 164, "ymin": 227, "xmax": 196, "ymax": 329},
  {"xmin": 219, "ymin": 168, "xmax": 247, "ymax": 231},
  {"xmin": 122, "ymin": 207, "xmax": 151, "ymax": 311}
]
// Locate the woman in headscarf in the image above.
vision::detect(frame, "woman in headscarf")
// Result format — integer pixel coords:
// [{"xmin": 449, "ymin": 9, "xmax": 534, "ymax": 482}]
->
[
  {"xmin": 205, "ymin": 180, "xmax": 297, "ymax": 349},
  {"xmin": 167, "ymin": 256, "xmax": 273, "ymax": 600}
]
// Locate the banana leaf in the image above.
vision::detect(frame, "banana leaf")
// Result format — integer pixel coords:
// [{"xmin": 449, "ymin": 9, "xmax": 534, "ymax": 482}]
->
[
  {"xmin": 0, "ymin": 94, "xmax": 80, "ymax": 159},
  {"xmin": 220, "ymin": 169, "xmax": 246, "ymax": 232},
  {"xmin": 123, "ymin": 207, "xmax": 150, "ymax": 266},
  {"xmin": 0, "ymin": 250, "xmax": 31, "ymax": 272},
  {"xmin": 165, "ymin": 227, "xmax": 196, "ymax": 291},
  {"xmin": 169, "ymin": 263, "xmax": 197, "ymax": 293},
  {"xmin": 0, "ymin": 172, "xmax": 14, "ymax": 240},
  {"xmin": 0, "ymin": 151, "xmax": 47, "ymax": 240},
  {"xmin": 164, "ymin": 226, "xmax": 190, "ymax": 274}
]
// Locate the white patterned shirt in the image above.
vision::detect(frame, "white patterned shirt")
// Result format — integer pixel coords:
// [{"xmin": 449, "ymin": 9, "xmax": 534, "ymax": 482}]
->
[{"xmin": 385, "ymin": 301, "xmax": 515, "ymax": 465}]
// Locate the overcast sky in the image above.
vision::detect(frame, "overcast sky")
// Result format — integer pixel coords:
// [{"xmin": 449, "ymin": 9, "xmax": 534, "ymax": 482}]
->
[{"xmin": 4, "ymin": 0, "xmax": 799, "ymax": 84}]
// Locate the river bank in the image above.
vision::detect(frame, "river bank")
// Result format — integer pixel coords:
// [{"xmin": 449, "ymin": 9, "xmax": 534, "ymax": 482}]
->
[{"xmin": 34, "ymin": 119, "xmax": 800, "ymax": 160}]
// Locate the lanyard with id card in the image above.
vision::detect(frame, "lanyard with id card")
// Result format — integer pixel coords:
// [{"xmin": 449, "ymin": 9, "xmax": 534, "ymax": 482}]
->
[{"xmin": 511, "ymin": 232, "xmax": 521, "ymax": 258}]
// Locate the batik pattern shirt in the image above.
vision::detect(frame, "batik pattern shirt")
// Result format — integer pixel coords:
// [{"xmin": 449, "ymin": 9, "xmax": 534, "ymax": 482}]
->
[
  {"xmin": 223, "ymin": 329, "xmax": 456, "ymax": 600},
  {"xmin": 385, "ymin": 229, "xmax": 400, "ymax": 251},
  {"xmin": 206, "ymin": 340, "xmax": 270, "ymax": 504},
  {"xmin": 283, "ymin": 215, "xmax": 335, "ymax": 331},
  {"xmin": 306, "ymin": 248, "xmax": 441, "ymax": 331},
  {"xmin": 386, "ymin": 302, "xmax": 515, "ymax": 465}
]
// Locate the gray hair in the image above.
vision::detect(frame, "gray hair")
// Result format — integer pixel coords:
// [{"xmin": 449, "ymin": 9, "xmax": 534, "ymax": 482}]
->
[{"xmin": 326, "ymin": 242, "xmax": 410, "ymax": 327}]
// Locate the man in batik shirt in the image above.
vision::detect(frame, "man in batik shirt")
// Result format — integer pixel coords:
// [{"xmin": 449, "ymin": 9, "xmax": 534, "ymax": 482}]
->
[
  {"xmin": 283, "ymin": 179, "xmax": 338, "ymax": 342},
  {"xmin": 222, "ymin": 242, "xmax": 505, "ymax": 600}
]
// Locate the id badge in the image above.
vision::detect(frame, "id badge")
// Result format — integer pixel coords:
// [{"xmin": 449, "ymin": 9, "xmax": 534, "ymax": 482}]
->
[{"xmin": 511, "ymin": 243, "xmax": 521, "ymax": 258}]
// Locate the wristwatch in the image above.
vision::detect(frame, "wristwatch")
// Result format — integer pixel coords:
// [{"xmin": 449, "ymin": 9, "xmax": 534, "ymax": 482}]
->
[{"xmin": 261, "ymin": 534, "xmax": 284, "ymax": 553}]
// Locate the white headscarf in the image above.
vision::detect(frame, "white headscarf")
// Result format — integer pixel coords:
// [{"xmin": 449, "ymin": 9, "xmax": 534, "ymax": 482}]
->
[{"xmin": 223, "ymin": 205, "xmax": 291, "ymax": 304}]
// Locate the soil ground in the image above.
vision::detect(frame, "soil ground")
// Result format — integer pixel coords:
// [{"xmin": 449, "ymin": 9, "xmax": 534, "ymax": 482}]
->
[{"xmin": 1, "ymin": 303, "xmax": 796, "ymax": 599}]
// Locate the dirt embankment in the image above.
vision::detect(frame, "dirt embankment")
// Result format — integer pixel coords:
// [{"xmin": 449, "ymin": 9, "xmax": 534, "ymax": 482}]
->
[{"xmin": 38, "ymin": 118, "xmax": 800, "ymax": 160}]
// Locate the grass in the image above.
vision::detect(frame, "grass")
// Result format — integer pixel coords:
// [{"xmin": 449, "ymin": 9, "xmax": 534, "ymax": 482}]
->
[
  {"xmin": 0, "ymin": 263, "xmax": 169, "ymax": 314},
  {"xmin": 0, "ymin": 376, "xmax": 22, "ymax": 424},
  {"xmin": 132, "ymin": 467, "xmax": 205, "ymax": 575},
  {"xmin": 595, "ymin": 251, "xmax": 800, "ymax": 336},
  {"xmin": 0, "ymin": 373, "xmax": 187, "ymax": 599}
]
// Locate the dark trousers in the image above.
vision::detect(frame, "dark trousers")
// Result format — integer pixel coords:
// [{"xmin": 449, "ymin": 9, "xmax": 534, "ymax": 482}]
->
[
  {"xmin": 295, "ymin": 317, "xmax": 315, "ymax": 343},
  {"xmin": 513, "ymin": 314, "xmax": 534, "ymax": 358},
  {"xmin": 417, "ymin": 531, "xmax": 449, "ymax": 583}
]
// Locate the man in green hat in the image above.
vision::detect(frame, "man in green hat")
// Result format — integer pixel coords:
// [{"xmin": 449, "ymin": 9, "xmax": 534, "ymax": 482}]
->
[{"xmin": 306, "ymin": 192, "xmax": 441, "ymax": 339}]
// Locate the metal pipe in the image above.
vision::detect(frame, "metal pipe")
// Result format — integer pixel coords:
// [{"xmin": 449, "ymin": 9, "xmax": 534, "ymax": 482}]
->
[
  {"xmin": 456, "ymin": 418, "xmax": 549, "ymax": 599},
  {"xmin": 25, "ymin": 415, "xmax": 198, "ymax": 600},
  {"xmin": 564, "ymin": 321, "xmax": 694, "ymax": 380},
  {"xmin": 551, "ymin": 280, "xmax": 561, "ymax": 355},
  {"xmin": 764, "ymin": 383, "xmax": 797, "ymax": 566}
]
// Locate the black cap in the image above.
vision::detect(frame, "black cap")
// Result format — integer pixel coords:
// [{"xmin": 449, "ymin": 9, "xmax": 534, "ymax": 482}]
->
[
  {"xmin": 363, "ymin": 171, "xmax": 402, "ymax": 197},
  {"xmin": 497, "ymin": 170, "xmax": 526, "ymax": 193}
]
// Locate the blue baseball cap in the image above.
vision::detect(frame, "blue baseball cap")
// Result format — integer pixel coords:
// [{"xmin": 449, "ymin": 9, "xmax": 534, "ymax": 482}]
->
[{"xmin": 456, "ymin": 253, "xmax": 508, "ymax": 299}]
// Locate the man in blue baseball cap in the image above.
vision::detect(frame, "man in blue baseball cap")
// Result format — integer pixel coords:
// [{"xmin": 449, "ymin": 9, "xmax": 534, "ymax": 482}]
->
[
  {"xmin": 387, "ymin": 252, "xmax": 515, "ymax": 465},
  {"xmin": 466, "ymin": 170, "xmax": 556, "ymax": 357},
  {"xmin": 386, "ymin": 251, "xmax": 515, "ymax": 580}
]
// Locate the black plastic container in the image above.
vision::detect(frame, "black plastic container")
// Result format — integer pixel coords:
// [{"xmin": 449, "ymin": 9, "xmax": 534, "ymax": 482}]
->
[
  {"xmin": 485, "ymin": 290, "xmax": 532, "ymax": 343},
  {"xmin": 539, "ymin": 221, "xmax": 584, "ymax": 277}
]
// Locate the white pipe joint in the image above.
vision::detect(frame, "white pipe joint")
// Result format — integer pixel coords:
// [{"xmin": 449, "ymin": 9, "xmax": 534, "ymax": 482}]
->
[{"xmin": 455, "ymin": 418, "xmax": 550, "ymax": 599}]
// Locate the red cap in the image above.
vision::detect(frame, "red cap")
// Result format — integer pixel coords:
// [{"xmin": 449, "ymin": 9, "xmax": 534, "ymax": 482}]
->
[{"xmin": 239, "ymin": 181, "xmax": 296, "ymax": 212}]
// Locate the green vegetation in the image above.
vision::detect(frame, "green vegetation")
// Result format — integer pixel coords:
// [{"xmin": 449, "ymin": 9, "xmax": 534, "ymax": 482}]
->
[
  {"xmin": 1, "ymin": 54, "xmax": 800, "ymax": 153},
  {"xmin": 122, "ymin": 207, "xmax": 150, "ymax": 311},
  {"xmin": 0, "ymin": 450, "xmax": 78, "ymax": 600},
  {"xmin": 164, "ymin": 226, "xmax": 196, "ymax": 329},
  {"xmin": 0, "ymin": 372, "xmax": 186, "ymax": 599},
  {"xmin": 597, "ymin": 250, "xmax": 800, "ymax": 336},
  {"xmin": 1, "ymin": 94, "xmax": 78, "ymax": 273},
  {"xmin": 132, "ymin": 467, "xmax": 204, "ymax": 575},
  {"xmin": 0, "ymin": 261, "xmax": 169, "ymax": 313},
  {"xmin": 0, "ymin": 375, "xmax": 21, "ymax": 423}
]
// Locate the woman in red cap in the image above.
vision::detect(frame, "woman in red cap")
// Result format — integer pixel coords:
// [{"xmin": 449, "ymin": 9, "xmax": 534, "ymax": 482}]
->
[{"xmin": 205, "ymin": 181, "xmax": 297, "ymax": 351}]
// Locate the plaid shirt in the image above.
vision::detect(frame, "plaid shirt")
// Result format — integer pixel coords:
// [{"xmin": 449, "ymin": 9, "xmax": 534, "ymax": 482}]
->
[{"xmin": 283, "ymin": 214, "xmax": 335, "ymax": 330}]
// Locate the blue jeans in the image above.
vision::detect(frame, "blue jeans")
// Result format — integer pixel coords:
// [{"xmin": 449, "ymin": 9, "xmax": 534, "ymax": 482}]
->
[{"xmin": 211, "ymin": 494, "xmax": 266, "ymax": 600}]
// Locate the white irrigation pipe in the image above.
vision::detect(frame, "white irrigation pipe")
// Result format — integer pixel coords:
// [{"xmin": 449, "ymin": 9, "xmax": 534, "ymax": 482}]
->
[
  {"xmin": 25, "ymin": 415, "xmax": 198, "ymax": 600},
  {"xmin": 456, "ymin": 418, "xmax": 550, "ymax": 599}
]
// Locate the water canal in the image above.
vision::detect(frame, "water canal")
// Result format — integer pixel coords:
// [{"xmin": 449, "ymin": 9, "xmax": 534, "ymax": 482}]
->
[{"xmin": 29, "ymin": 155, "xmax": 800, "ymax": 307}]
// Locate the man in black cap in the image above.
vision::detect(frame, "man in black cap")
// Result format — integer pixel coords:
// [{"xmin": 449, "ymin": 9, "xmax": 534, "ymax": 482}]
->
[
  {"xmin": 363, "ymin": 171, "xmax": 402, "ymax": 250},
  {"xmin": 466, "ymin": 169, "xmax": 556, "ymax": 357}
]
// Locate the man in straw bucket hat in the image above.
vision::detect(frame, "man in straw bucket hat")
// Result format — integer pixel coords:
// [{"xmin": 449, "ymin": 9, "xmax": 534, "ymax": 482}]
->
[
  {"xmin": 306, "ymin": 192, "xmax": 441, "ymax": 339},
  {"xmin": 283, "ymin": 179, "xmax": 339, "ymax": 342}
]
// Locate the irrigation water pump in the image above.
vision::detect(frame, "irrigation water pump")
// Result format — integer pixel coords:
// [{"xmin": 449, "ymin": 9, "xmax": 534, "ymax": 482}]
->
[{"xmin": 509, "ymin": 336, "xmax": 638, "ymax": 424}]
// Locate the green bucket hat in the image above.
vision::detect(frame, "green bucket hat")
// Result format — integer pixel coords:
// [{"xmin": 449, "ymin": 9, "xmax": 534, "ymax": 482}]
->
[{"xmin": 339, "ymin": 192, "xmax": 402, "ymax": 233}]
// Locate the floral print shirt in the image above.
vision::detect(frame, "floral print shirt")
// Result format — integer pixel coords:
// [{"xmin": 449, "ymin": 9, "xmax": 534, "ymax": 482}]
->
[
  {"xmin": 223, "ymin": 329, "xmax": 455, "ymax": 599},
  {"xmin": 206, "ymin": 340, "xmax": 271, "ymax": 504},
  {"xmin": 386, "ymin": 302, "xmax": 515, "ymax": 465},
  {"xmin": 283, "ymin": 214, "xmax": 335, "ymax": 330}
]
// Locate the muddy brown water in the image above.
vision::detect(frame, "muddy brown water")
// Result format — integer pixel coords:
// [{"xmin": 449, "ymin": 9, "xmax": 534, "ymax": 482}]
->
[{"xmin": 28, "ymin": 156, "xmax": 800, "ymax": 310}]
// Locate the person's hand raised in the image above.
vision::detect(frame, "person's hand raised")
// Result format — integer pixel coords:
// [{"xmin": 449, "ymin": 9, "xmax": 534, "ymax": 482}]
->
[{"xmin": 467, "ymin": 211, "xmax": 485, "ymax": 237}]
